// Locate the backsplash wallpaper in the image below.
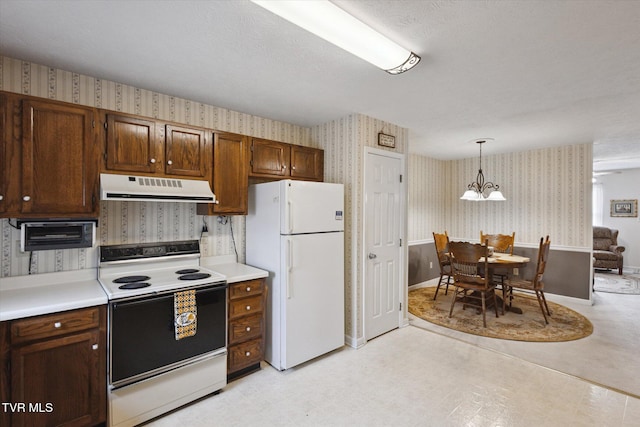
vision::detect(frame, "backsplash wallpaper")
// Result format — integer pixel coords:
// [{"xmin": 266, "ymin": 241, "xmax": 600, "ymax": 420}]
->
[{"xmin": 0, "ymin": 55, "xmax": 313, "ymax": 277}]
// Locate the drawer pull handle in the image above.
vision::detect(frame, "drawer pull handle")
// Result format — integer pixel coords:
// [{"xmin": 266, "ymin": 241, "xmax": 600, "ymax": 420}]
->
[
  {"xmin": 246, "ymin": 305, "xmax": 251, "ymax": 311},
  {"xmin": 246, "ymin": 287, "xmax": 251, "ymax": 292},
  {"xmin": 245, "ymin": 351, "xmax": 251, "ymax": 357},
  {"xmin": 54, "ymin": 322, "xmax": 62, "ymax": 328},
  {"xmin": 246, "ymin": 327, "xmax": 251, "ymax": 332},
  {"xmin": 92, "ymin": 344, "xmax": 99, "ymax": 350}
]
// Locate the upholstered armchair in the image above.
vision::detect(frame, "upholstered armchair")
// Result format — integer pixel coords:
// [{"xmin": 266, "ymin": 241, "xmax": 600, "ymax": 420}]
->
[{"xmin": 593, "ymin": 226, "xmax": 625, "ymax": 275}]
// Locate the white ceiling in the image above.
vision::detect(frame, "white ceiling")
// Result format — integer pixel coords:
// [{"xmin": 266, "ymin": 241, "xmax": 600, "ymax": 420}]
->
[{"xmin": 1, "ymin": 0, "xmax": 639, "ymax": 170}]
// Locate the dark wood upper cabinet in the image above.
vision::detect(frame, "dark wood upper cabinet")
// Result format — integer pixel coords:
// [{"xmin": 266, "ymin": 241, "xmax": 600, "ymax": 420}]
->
[
  {"xmin": 198, "ymin": 132, "xmax": 248, "ymax": 215},
  {"xmin": 165, "ymin": 125, "xmax": 208, "ymax": 178},
  {"xmin": 20, "ymin": 99, "xmax": 99, "ymax": 217},
  {"xmin": 104, "ymin": 113, "xmax": 210, "ymax": 180},
  {"xmin": 249, "ymin": 138, "xmax": 291, "ymax": 178},
  {"xmin": 106, "ymin": 114, "xmax": 161, "ymax": 173},
  {"xmin": 249, "ymin": 138, "xmax": 323, "ymax": 182},
  {"xmin": 291, "ymin": 145, "xmax": 324, "ymax": 181}
]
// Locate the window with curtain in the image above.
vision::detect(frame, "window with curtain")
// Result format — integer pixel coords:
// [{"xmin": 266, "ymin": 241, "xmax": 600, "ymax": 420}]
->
[{"xmin": 593, "ymin": 182, "xmax": 603, "ymax": 226}]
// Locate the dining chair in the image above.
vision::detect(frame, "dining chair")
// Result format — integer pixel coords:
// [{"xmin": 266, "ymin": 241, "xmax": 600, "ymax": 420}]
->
[
  {"xmin": 505, "ymin": 236, "xmax": 552, "ymax": 325},
  {"xmin": 448, "ymin": 240, "xmax": 499, "ymax": 327},
  {"xmin": 480, "ymin": 231, "xmax": 515, "ymax": 305},
  {"xmin": 432, "ymin": 231, "xmax": 453, "ymax": 300}
]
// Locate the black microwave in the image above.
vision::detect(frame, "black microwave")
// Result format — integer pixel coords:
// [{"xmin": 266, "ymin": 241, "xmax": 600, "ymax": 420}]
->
[{"xmin": 20, "ymin": 220, "xmax": 96, "ymax": 251}]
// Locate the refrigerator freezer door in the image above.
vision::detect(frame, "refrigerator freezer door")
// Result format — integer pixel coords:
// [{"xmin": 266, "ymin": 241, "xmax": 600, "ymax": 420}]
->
[
  {"xmin": 280, "ymin": 232, "xmax": 344, "ymax": 370},
  {"xmin": 281, "ymin": 180, "xmax": 344, "ymax": 234}
]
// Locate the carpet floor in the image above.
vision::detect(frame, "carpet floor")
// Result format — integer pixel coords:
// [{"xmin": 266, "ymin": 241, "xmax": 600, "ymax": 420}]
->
[{"xmin": 409, "ymin": 285, "xmax": 593, "ymax": 342}]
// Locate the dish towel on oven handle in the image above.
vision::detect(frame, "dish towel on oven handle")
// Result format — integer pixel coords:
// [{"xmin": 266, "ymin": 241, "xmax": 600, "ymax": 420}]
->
[{"xmin": 174, "ymin": 289, "xmax": 197, "ymax": 340}]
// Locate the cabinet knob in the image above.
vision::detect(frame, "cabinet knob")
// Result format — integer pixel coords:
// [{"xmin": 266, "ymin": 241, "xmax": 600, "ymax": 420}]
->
[
  {"xmin": 246, "ymin": 326, "xmax": 251, "ymax": 332},
  {"xmin": 54, "ymin": 322, "xmax": 61, "ymax": 328},
  {"xmin": 167, "ymin": 160, "xmax": 173, "ymax": 165},
  {"xmin": 0, "ymin": 195, "xmax": 3, "ymax": 201},
  {"xmin": 92, "ymin": 344, "xmax": 99, "ymax": 350},
  {"xmin": 292, "ymin": 166, "xmax": 296, "ymax": 170},
  {"xmin": 282, "ymin": 165, "xmax": 287, "ymax": 170},
  {"xmin": 23, "ymin": 195, "xmax": 31, "ymax": 201},
  {"xmin": 246, "ymin": 287, "xmax": 251, "ymax": 292},
  {"xmin": 245, "ymin": 351, "xmax": 251, "ymax": 357},
  {"xmin": 246, "ymin": 305, "xmax": 251, "ymax": 311},
  {"xmin": 150, "ymin": 158, "xmax": 156, "ymax": 164}
]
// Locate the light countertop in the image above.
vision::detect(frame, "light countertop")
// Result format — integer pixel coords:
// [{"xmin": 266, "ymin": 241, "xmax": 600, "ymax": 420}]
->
[
  {"xmin": 0, "ymin": 269, "xmax": 108, "ymax": 322},
  {"xmin": 201, "ymin": 255, "xmax": 269, "ymax": 284},
  {"xmin": 0, "ymin": 257, "xmax": 268, "ymax": 322}
]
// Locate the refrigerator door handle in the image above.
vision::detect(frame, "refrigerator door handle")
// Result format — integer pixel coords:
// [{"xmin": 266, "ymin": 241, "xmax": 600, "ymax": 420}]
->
[
  {"xmin": 287, "ymin": 200, "xmax": 294, "ymax": 233},
  {"xmin": 286, "ymin": 238, "xmax": 293, "ymax": 299}
]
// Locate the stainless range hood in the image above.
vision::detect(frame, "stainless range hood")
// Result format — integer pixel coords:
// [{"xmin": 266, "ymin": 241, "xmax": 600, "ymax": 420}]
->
[{"xmin": 100, "ymin": 173, "xmax": 216, "ymax": 203}]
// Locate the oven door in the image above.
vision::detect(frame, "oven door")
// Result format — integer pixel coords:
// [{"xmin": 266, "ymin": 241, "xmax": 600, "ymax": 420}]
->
[{"xmin": 109, "ymin": 282, "xmax": 227, "ymax": 388}]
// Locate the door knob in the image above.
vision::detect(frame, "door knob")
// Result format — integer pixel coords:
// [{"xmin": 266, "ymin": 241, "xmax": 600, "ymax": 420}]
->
[{"xmin": 368, "ymin": 253, "xmax": 377, "ymax": 259}]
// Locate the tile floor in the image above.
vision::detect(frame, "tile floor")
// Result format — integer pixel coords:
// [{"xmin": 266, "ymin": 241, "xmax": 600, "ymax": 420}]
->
[{"xmin": 147, "ymin": 279, "xmax": 640, "ymax": 426}]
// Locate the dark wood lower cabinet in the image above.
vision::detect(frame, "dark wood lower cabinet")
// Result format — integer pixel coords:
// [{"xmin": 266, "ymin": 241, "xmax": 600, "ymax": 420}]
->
[
  {"xmin": 227, "ymin": 279, "xmax": 266, "ymax": 381},
  {"xmin": 1, "ymin": 306, "xmax": 106, "ymax": 427}
]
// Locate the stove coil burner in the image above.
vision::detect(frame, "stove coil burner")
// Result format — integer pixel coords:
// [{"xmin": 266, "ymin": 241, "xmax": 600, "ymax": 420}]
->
[
  {"xmin": 118, "ymin": 282, "xmax": 151, "ymax": 290},
  {"xmin": 114, "ymin": 275, "xmax": 151, "ymax": 284},
  {"xmin": 178, "ymin": 273, "xmax": 211, "ymax": 281},
  {"xmin": 176, "ymin": 269, "xmax": 200, "ymax": 274}
]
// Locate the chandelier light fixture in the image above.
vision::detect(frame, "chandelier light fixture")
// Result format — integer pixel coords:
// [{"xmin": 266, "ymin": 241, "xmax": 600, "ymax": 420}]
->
[
  {"xmin": 251, "ymin": 0, "xmax": 420, "ymax": 74},
  {"xmin": 460, "ymin": 139, "xmax": 506, "ymax": 201}
]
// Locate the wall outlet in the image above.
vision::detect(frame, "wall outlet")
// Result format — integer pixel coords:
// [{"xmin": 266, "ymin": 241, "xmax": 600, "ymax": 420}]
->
[
  {"xmin": 513, "ymin": 268, "xmax": 519, "ymax": 276},
  {"xmin": 429, "ymin": 261, "xmax": 433, "ymax": 269}
]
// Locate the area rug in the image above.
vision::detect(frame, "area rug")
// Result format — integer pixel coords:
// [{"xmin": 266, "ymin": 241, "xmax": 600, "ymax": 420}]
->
[
  {"xmin": 408, "ymin": 286, "xmax": 593, "ymax": 342},
  {"xmin": 593, "ymin": 272, "xmax": 640, "ymax": 294}
]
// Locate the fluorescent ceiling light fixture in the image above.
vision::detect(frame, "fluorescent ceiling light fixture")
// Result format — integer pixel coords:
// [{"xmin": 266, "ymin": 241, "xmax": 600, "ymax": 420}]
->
[{"xmin": 251, "ymin": 0, "xmax": 420, "ymax": 74}]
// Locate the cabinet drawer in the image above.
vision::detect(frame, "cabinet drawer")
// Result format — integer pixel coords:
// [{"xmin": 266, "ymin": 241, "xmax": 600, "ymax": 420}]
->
[
  {"xmin": 228, "ymin": 279, "xmax": 264, "ymax": 300},
  {"xmin": 228, "ymin": 338, "xmax": 263, "ymax": 372},
  {"xmin": 228, "ymin": 295, "xmax": 263, "ymax": 320},
  {"xmin": 11, "ymin": 307, "xmax": 100, "ymax": 343},
  {"xmin": 228, "ymin": 313, "xmax": 263, "ymax": 345}
]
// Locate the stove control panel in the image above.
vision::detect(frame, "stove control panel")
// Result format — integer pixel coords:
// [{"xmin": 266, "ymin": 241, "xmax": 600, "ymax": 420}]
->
[{"xmin": 100, "ymin": 240, "xmax": 200, "ymax": 262}]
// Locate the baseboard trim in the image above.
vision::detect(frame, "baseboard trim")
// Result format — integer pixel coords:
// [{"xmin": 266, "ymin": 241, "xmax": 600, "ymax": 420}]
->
[{"xmin": 344, "ymin": 334, "xmax": 366, "ymax": 349}]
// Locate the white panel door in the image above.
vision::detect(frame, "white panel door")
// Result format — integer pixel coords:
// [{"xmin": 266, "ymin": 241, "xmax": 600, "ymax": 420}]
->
[
  {"xmin": 281, "ymin": 180, "xmax": 344, "ymax": 234},
  {"xmin": 281, "ymin": 232, "xmax": 344, "ymax": 369},
  {"xmin": 365, "ymin": 152, "xmax": 401, "ymax": 341}
]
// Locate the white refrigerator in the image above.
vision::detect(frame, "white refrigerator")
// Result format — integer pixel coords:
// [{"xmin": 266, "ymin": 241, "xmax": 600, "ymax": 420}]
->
[{"xmin": 246, "ymin": 180, "xmax": 345, "ymax": 371}]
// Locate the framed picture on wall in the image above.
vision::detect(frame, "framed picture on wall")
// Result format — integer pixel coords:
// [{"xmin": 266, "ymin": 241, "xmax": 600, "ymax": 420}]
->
[{"xmin": 610, "ymin": 199, "xmax": 638, "ymax": 217}]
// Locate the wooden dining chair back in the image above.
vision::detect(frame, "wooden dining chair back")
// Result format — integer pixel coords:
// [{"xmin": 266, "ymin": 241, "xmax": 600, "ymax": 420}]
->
[
  {"xmin": 506, "ymin": 236, "xmax": 552, "ymax": 325},
  {"xmin": 432, "ymin": 231, "xmax": 453, "ymax": 300},
  {"xmin": 480, "ymin": 231, "xmax": 515, "ymax": 304},
  {"xmin": 448, "ymin": 240, "xmax": 499, "ymax": 327},
  {"xmin": 479, "ymin": 231, "xmax": 515, "ymax": 254}
]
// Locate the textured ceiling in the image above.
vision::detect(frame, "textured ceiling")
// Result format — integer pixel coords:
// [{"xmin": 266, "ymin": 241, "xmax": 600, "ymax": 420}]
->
[{"xmin": 1, "ymin": 0, "xmax": 639, "ymax": 171}]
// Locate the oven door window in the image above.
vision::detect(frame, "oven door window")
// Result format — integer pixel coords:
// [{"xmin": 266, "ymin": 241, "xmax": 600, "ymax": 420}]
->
[{"xmin": 110, "ymin": 285, "xmax": 226, "ymax": 385}]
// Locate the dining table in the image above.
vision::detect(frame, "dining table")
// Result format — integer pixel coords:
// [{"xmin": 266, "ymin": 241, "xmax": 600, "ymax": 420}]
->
[{"xmin": 483, "ymin": 253, "xmax": 530, "ymax": 314}]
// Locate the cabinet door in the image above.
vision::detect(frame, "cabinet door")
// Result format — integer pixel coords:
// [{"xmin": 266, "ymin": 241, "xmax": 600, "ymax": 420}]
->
[
  {"xmin": 165, "ymin": 124, "xmax": 209, "ymax": 178},
  {"xmin": 106, "ymin": 114, "xmax": 161, "ymax": 173},
  {"xmin": 0, "ymin": 94, "xmax": 7, "ymax": 214},
  {"xmin": 291, "ymin": 146, "xmax": 324, "ymax": 181},
  {"xmin": 249, "ymin": 138, "xmax": 290, "ymax": 177},
  {"xmin": 21, "ymin": 100, "xmax": 99, "ymax": 216},
  {"xmin": 11, "ymin": 330, "xmax": 103, "ymax": 427},
  {"xmin": 201, "ymin": 132, "xmax": 248, "ymax": 215}
]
